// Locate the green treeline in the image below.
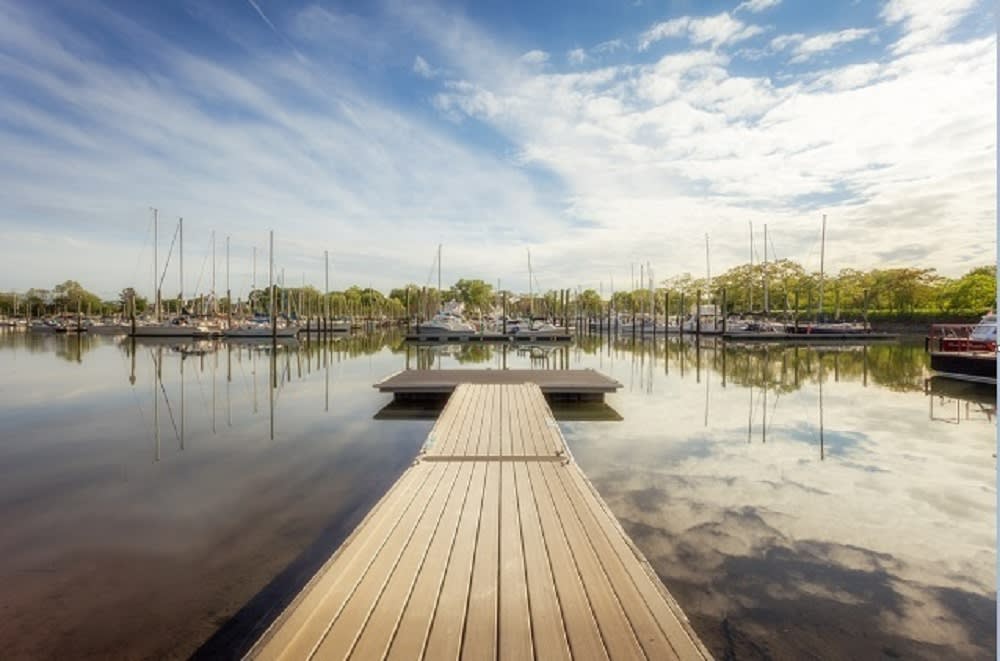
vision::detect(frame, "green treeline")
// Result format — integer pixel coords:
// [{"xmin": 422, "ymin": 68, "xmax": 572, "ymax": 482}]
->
[{"xmin": 1, "ymin": 263, "xmax": 995, "ymax": 320}]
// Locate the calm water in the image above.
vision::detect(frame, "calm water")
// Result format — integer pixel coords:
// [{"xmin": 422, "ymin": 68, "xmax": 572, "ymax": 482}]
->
[{"xmin": 0, "ymin": 330, "xmax": 994, "ymax": 660}]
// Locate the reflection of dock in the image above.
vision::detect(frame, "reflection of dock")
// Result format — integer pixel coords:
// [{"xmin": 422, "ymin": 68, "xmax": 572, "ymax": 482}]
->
[
  {"xmin": 374, "ymin": 398, "xmax": 624, "ymax": 422},
  {"xmin": 248, "ymin": 383, "xmax": 708, "ymax": 660},
  {"xmin": 375, "ymin": 369, "xmax": 622, "ymax": 402}
]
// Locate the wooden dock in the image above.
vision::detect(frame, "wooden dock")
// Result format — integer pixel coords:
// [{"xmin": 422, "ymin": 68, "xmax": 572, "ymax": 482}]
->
[
  {"xmin": 374, "ymin": 369, "xmax": 622, "ymax": 401},
  {"xmin": 247, "ymin": 383, "xmax": 709, "ymax": 660}
]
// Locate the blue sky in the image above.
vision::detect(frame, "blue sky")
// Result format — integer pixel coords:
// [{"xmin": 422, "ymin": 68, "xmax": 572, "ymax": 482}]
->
[{"xmin": 0, "ymin": 0, "xmax": 994, "ymax": 299}]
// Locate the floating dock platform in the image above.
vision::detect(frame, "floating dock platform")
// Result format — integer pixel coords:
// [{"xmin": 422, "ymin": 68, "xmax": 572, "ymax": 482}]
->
[
  {"xmin": 247, "ymin": 383, "xmax": 708, "ymax": 660},
  {"xmin": 374, "ymin": 369, "xmax": 622, "ymax": 402}
]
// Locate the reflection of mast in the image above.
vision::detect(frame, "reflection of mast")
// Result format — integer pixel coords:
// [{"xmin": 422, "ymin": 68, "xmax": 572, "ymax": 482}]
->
[
  {"xmin": 154, "ymin": 348, "xmax": 160, "ymax": 462},
  {"xmin": 227, "ymin": 344, "xmax": 232, "ymax": 428},
  {"xmin": 180, "ymin": 354, "xmax": 185, "ymax": 451},
  {"xmin": 269, "ymin": 347, "xmax": 276, "ymax": 441},
  {"xmin": 819, "ymin": 353, "xmax": 825, "ymax": 460}
]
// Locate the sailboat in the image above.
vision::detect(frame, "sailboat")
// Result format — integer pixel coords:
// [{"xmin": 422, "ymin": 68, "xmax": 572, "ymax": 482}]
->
[
  {"xmin": 132, "ymin": 214, "xmax": 211, "ymax": 338},
  {"xmin": 224, "ymin": 230, "xmax": 299, "ymax": 339},
  {"xmin": 786, "ymin": 215, "xmax": 869, "ymax": 336}
]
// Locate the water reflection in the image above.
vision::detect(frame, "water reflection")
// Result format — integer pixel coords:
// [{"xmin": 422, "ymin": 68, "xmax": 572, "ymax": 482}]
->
[{"xmin": 0, "ymin": 329, "xmax": 993, "ymax": 659}]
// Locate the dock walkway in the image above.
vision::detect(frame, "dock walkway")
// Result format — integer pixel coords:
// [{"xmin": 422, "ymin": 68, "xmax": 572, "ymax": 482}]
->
[{"xmin": 248, "ymin": 383, "xmax": 708, "ymax": 660}]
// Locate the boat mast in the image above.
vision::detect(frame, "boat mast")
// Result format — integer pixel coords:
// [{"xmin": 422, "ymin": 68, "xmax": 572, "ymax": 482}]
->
[
  {"xmin": 763, "ymin": 223, "xmax": 769, "ymax": 315},
  {"xmin": 527, "ymin": 248, "xmax": 533, "ymax": 318},
  {"xmin": 226, "ymin": 235, "xmax": 231, "ymax": 328},
  {"xmin": 748, "ymin": 221, "xmax": 753, "ymax": 313},
  {"xmin": 268, "ymin": 230, "xmax": 274, "ymax": 324},
  {"xmin": 325, "ymin": 250, "xmax": 330, "ymax": 320},
  {"xmin": 152, "ymin": 207, "xmax": 160, "ymax": 322},
  {"xmin": 437, "ymin": 243, "xmax": 442, "ymax": 298},
  {"xmin": 179, "ymin": 217, "xmax": 183, "ymax": 313},
  {"xmin": 211, "ymin": 230, "xmax": 216, "ymax": 316},
  {"xmin": 705, "ymin": 232, "xmax": 711, "ymax": 300},
  {"xmin": 817, "ymin": 214, "xmax": 826, "ymax": 321}
]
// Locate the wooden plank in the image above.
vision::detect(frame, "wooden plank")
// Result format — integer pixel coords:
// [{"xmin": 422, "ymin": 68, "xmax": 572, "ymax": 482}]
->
[
  {"xmin": 525, "ymin": 461, "xmax": 609, "ymax": 661},
  {"xmin": 434, "ymin": 384, "xmax": 475, "ymax": 457},
  {"xmin": 346, "ymin": 462, "xmax": 474, "ymax": 661},
  {"xmin": 383, "ymin": 463, "xmax": 484, "ymax": 661},
  {"xmin": 422, "ymin": 461, "xmax": 488, "ymax": 660},
  {"xmin": 461, "ymin": 461, "xmax": 501, "ymax": 659},
  {"xmin": 251, "ymin": 464, "xmax": 436, "ymax": 660},
  {"xmin": 310, "ymin": 462, "xmax": 462, "ymax": 659},
  {"xmin": 498, "ymin": 461, "xmax": 533, "ymax": 661},
  {"xmin": 550, "ymin": 464, "xmax": 678, "ymax": 660},
  {"xmin": 521, "ymin": 383, "xmax": 561, "ymax": 456},
  {"xmin": 560, "ymin": 464, "xmax": 708, "ymax": 660},
  {"xmin": 423, "ymin": 383, "xmax": 471, "ymax": 455},
  {"xmin": 537, "ymin": 462, "xmax": 646, "ymax": 660},
  {"xmin": 513, "ymin": 462, "xmax": 571, "ymax": 661}
]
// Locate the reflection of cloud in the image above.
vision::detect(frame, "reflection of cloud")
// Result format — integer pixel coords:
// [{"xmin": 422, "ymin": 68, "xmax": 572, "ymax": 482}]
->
[{"xmin": 565, "ymin": 341, "xmax": 996, "ymax": 658}]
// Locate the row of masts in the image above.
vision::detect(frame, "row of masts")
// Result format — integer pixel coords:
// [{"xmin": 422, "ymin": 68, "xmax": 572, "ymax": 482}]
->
[{"xmin": 148, "ymin": 209, "xmax": 338, "ymax": 324}]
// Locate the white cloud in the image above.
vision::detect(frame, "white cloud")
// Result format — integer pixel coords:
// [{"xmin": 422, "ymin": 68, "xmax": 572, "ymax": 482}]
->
[
  {"xmin": 881, "ymin": 0, "xmax": 980, "ymax": 54},
  {"xmin": 421, "ymin": 2, "xmax": 996, "ymax": 280},
  {"xmin": 771, "ymin": 28, "xmax": 873, "ymax": 63},
  {"xmin": 567, "ymin": 48, "xmax": 587, "ymax": 65},
  {"xmin": 0, "ymin": 2, "xmax": 569, "ymax": 297},
  {"xmin": 593, "ymin": 39, "xmax": 625, "ymax": 54},
  {"xmin": 640, "ymin": 13, "xmax": 763, "ymax": 51},
  {"xmin": 519, "ymin": 49, "xmax": 549, "ymax": 65},
  {"xmin": 413, "ymin": 54, "xmax": 435, "ymax": 77},
  {"xmin": 736, "ymin": 0, "xmax": 782, "ymax": 13}
]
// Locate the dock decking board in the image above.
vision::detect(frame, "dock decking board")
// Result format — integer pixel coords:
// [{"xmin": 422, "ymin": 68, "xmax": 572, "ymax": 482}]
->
[{"xmin": 249, "ymin": 383, "xmax": 709, "ymax": 661}]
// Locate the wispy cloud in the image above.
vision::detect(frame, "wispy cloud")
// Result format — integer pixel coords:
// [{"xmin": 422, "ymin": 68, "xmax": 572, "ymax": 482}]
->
[
  {"xmin": 736, "ymin": 0, "xmax": 782, "ymax": 13},
  {"xmin": 640, "ymin": 13, "xmax": 763, "ymax": 51},
  {"xmin": 880, "ymin": 0, "xmax": 980, "ymax": 53},
  {"xmin": 520, "ymin": 49, "xmax": 550, "ymax": 65},
  {"xmin": 413, "ymin": 54, "xmax": 436, "ymax": 78},
  {"xmin": 771, "ymin": 28, "xmax": 874, "ymax": 63},
  {"xmin": 567, "ymin": 48, "xmax": 587, "ymax": 65},
  {"xmin": 245, "ymin": 0, "xmax": 306, "ymax": 63}
]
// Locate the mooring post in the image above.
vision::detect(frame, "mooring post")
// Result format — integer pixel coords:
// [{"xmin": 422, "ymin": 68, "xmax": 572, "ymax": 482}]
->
[
  {"xmin": 695, "ymin": 290, "xmax": 702, "ymax": 336},
  {"xmin": 679, "ymin": 293, "xmax": 685, "ymax": 338},
  {"xmin": 721, "ymin": 288, "xmax": 727, "ymax": 334}
]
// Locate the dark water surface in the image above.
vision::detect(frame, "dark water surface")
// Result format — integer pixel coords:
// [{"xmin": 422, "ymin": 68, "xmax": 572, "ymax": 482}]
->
[{"xmin": 0, "ymin": 331, "xmax": 994, "ymax": 659}]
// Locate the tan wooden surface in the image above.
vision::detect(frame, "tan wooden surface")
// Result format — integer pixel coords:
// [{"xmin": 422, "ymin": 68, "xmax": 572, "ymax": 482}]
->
[{"xmin": 248, "ymin": 384, "xmax": 709, "ymax": 661}]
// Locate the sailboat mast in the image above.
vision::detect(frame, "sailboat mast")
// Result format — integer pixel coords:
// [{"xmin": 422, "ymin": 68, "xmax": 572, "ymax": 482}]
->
[
  {"xmin": 211, "ymin": 230, "xmax": 216, "ymax": 315},
  {"xmin": 437, "ymin": 244, "xmax": 442, "ymax": 295},
  {"xmin": 179, "ymin": 217, "xmax": 183, "ymax": 309},
  {"xmin": 527, "ymin": 248, "xmax": 533, "ymax": 318},
  {"xmin": 152, "ymin": 207, "xmax": 160, "ymax": 322},
  {"xmin": 705, "ymin": 233, "xmax": 711, "ymax": 288},
  {"xmin": 763, "ymin": 223, "xmax": 769, "ymax": 314},
  {"xmin": 325, "ymin": 250, "xmax": 330, "ymax": 319},
  {"xmin": 818, "ymin": 214, "xmax": 826, "ymax": 320},
  {"xmin": 748, "ymin": 221, "xmax": 753, "ymax": 313},
  {"xmin": 268, "ymin": 230, "xmax": 274, "ymax": 322},
  {"xmin": 226, "ymin": 235, "xmax": 231, "ymax": 327}
]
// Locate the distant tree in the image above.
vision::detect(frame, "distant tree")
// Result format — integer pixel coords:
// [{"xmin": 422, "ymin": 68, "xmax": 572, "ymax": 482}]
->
[
  {"xmin": 450, "ymin": 279, "xmax": 494, "ymax": 318},
  {"xmin": 577, "ymin": 289, "xmax": 603, "ymax": 315},
  {"xmin": 51, "ymin": 280, "xmax": 101, "ymax": 312},
  {"xmin": 944, "ymin": 265, "xmax": 996, "ymax": 312}
]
